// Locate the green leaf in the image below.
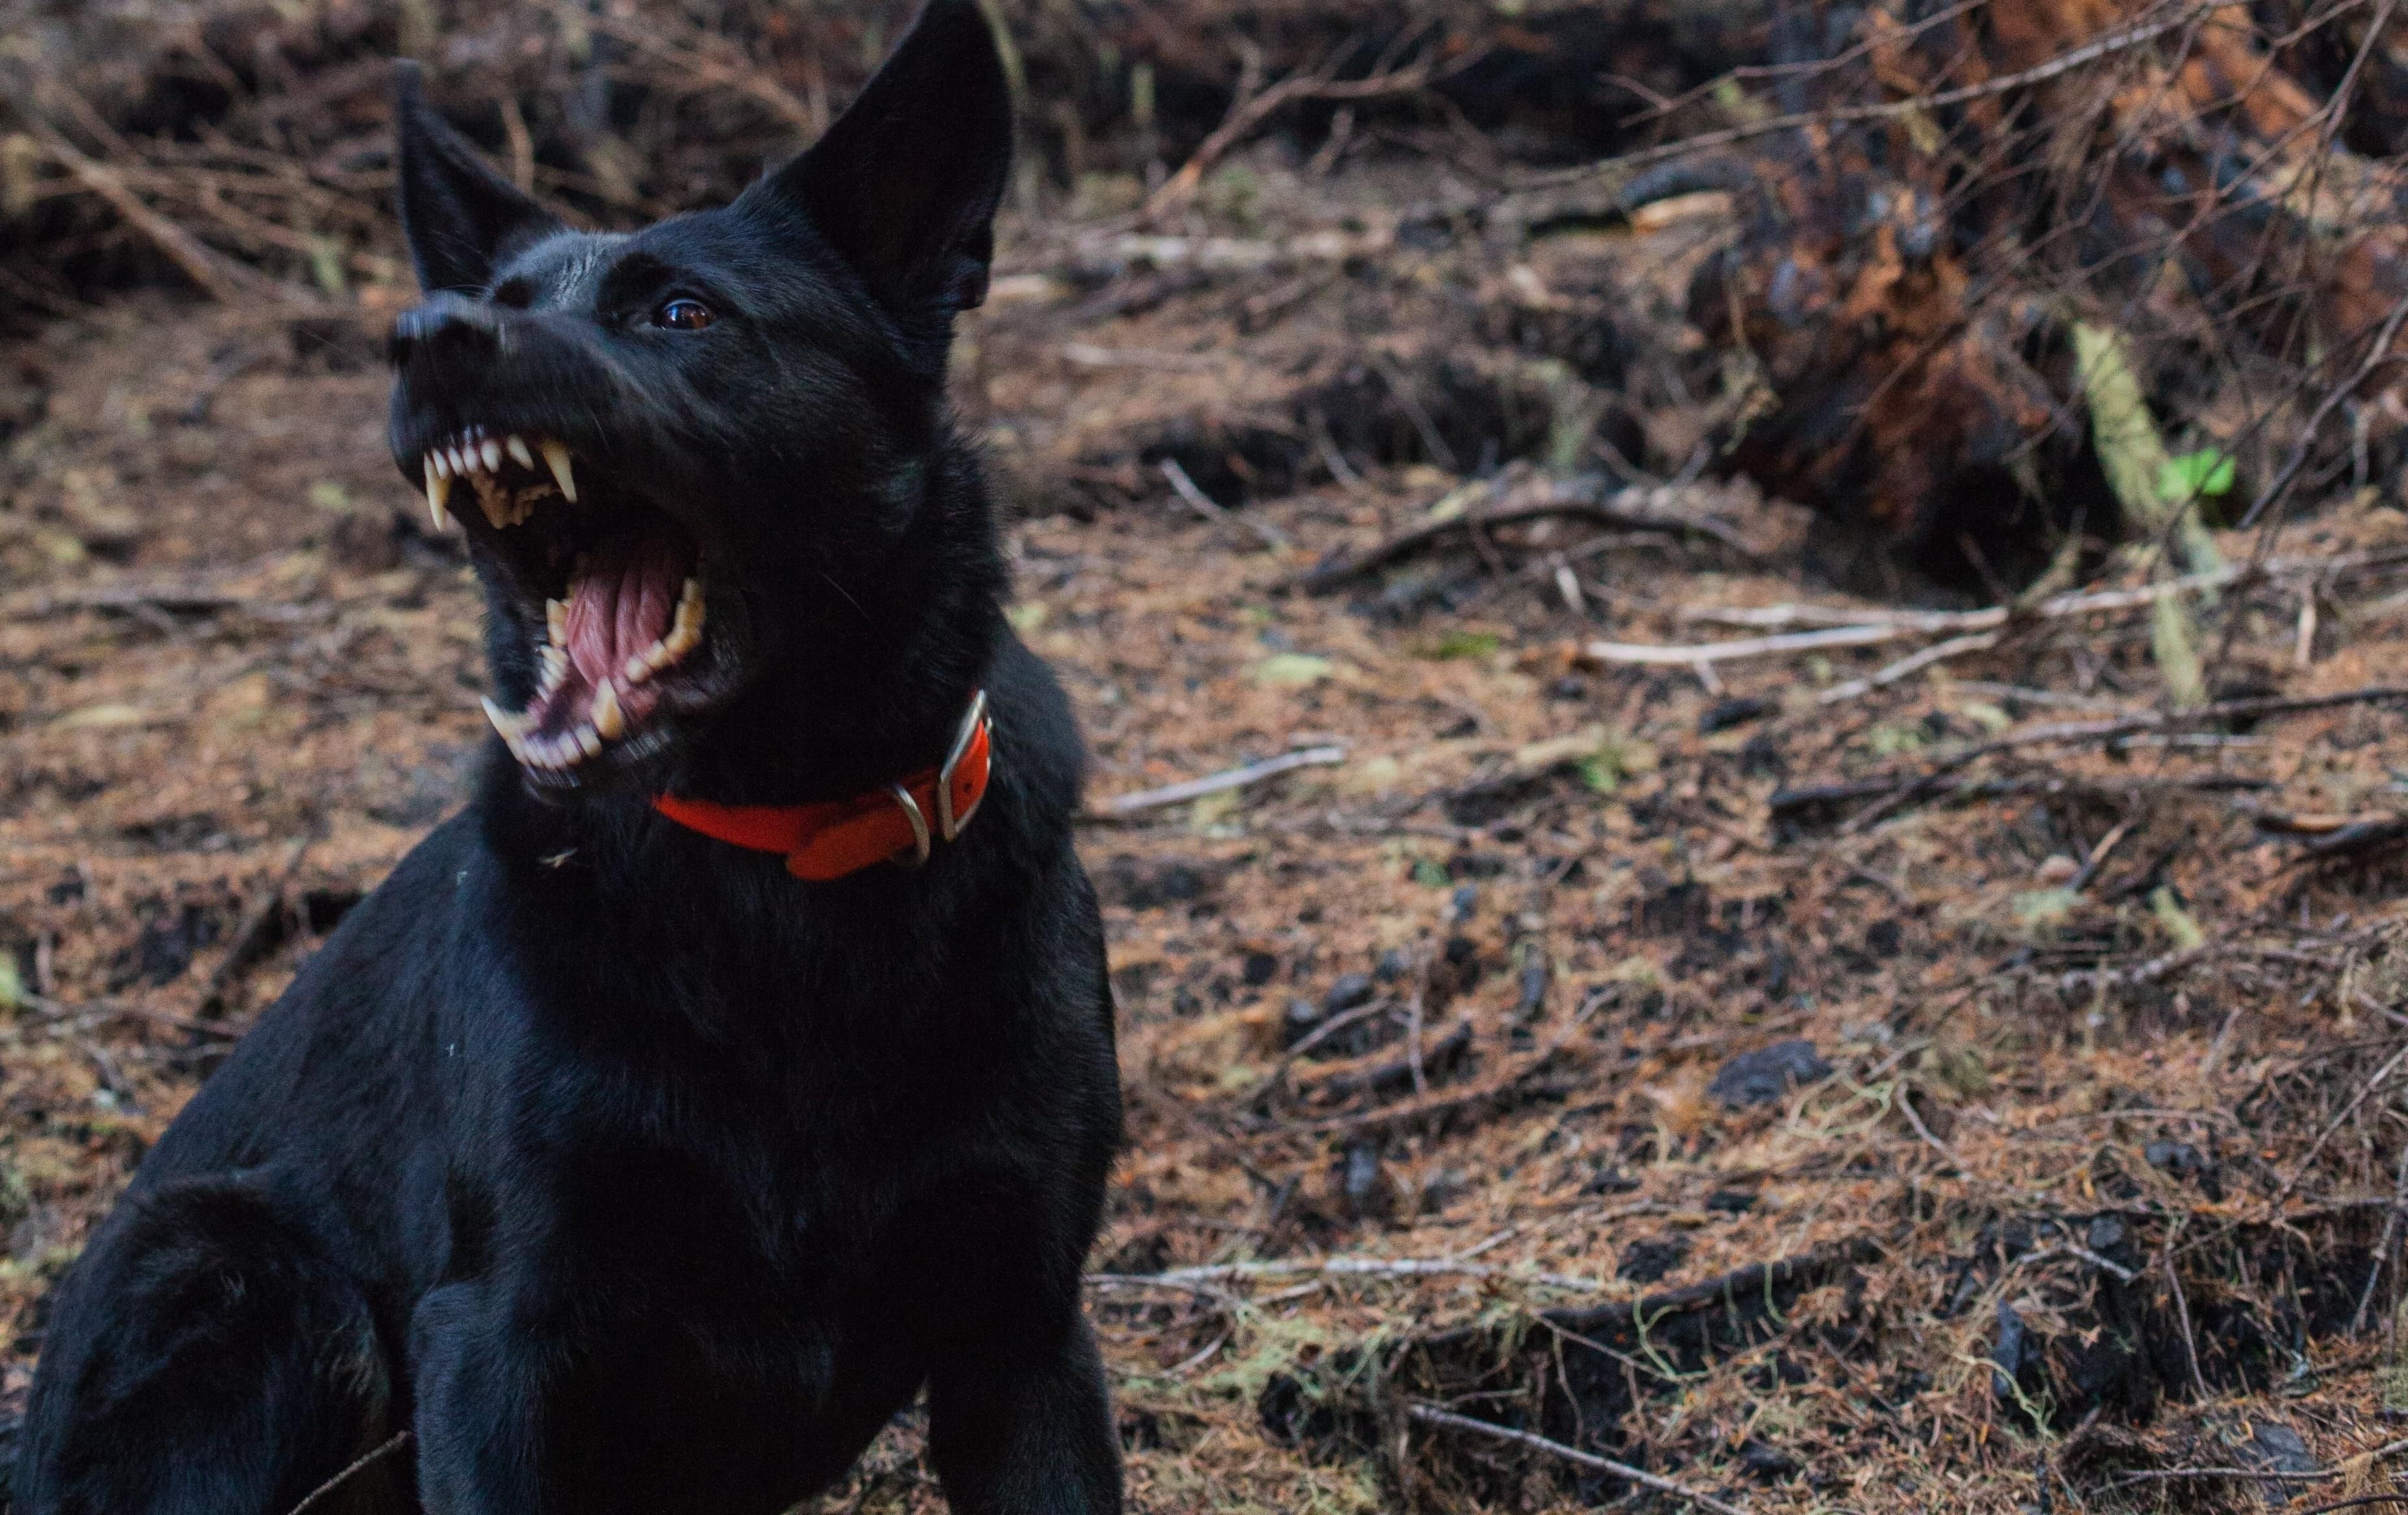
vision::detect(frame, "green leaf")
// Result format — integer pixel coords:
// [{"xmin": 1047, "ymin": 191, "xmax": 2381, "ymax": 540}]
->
[
  {"xmin": 1411, "ymin": 858, "xmax": 1450, "ymax": 888},
  {"xmin": 1415, "ymin": 630, "xmax": 1500, "ymax": 661},
  {"xmin": 2013, "ymin": 888, "xmax": 2080, "ymax": 927},
  {"xmin": 0, "ymin": 956, "xmax": 21, "ymax": 1012},
  {"xmin": 2150, "ymin": 886, "xmax": 2207, "ymax": 951},
  {"xmin": 1577, "ymin": 753, "xmax": 1619, "ymax": 794},
  {"xmin": 2158, "ymin": 449, "xmax": 2235, "ymax": 501}
]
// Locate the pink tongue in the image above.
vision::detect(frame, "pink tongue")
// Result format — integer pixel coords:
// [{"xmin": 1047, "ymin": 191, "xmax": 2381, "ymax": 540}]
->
[{"xmin": 565, "ymin": 537, "xmax": 683, "ymax": 690}]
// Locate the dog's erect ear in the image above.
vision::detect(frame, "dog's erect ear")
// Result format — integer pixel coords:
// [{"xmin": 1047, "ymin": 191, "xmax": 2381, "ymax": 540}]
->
[
  {"xmin": 391, "ymin": 62, "xmax": 562, "ymax": 295},
  {"xmin": 745, "ymin": 0, "xmax": 1013, "ymax": 321}
]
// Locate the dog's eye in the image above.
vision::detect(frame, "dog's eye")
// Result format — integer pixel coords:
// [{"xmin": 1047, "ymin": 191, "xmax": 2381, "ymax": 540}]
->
[{"xmin": 653, "ymin": 298, "xmax": 714, "ymax": 331}]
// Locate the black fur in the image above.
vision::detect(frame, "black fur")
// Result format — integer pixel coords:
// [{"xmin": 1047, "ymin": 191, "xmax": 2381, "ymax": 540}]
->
[{"xmin": 18, "ymin": 5, "xmax": 1125, "ymax": 1510}]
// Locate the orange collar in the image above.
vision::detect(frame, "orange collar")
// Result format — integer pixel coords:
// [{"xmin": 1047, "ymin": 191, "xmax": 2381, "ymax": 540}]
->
[{"xmin": 652, "ymin": 691, "xmax": 992, "ymax": 881}]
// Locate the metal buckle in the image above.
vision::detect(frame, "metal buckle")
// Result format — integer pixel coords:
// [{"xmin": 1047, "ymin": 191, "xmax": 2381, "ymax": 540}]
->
[
  {"xmin": 936, "ymin": 688, "xmax": 989, "ymax": 842},
  {"xmin": 888, "ymin": 783, "xmax": 931, "ymax": 868}
]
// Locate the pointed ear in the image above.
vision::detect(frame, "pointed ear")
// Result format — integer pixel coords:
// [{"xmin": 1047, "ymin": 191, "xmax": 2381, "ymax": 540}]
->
[
  {"xmin": 391, "ymin": 62, "xmax": 562, "ymax": 295},
  {"xmin": 744, "ymin": 0, "xmax": 1014, "ymax": 321}
]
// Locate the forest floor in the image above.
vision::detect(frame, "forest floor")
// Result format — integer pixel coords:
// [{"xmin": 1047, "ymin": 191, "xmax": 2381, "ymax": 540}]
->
[{"xmin": 8, "ymin": 154, "xmax": 2408, "ymax": 1514}]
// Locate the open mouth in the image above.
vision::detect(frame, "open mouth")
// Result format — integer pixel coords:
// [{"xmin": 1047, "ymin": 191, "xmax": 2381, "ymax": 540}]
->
[{"xmin": 416, "ymin": 426, "xmax": 715, "ymax": 786}]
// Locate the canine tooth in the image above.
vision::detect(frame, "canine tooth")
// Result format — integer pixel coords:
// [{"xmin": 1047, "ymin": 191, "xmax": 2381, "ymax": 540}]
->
[
  {"xmin": 546, "ymin": 598, "xmax": 568, "ymax": 644},
  {"xmin": 592, "ymin": 680, "xmax": 624, "ymax": 740},
  {"xmin": 507, "ymin": 435, "xmax": 535, "ymax": 470},
  {"xmin": 481, "ymin": 439, "xmax": 504, "ymax": 473},
  {"xmin": 539, "ymin": 439, "xmax": 578, "ymax": 503},
  {"xmin": 660, "ymin": 578, "xmax": 707, "ymax": 657},
  {"xmin": 624, "ymin": 646, "xmax": 658, "ymax": 684},
  {"xmin": 424, "ymin": 460, "xmax": 452, "ymax": 530},
  {"xmin": 480, "ymin": 696, "xmax": 531, "ymax": 739}
]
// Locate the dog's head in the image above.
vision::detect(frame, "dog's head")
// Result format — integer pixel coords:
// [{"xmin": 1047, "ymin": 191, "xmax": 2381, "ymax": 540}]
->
[{"xmin": 386, "ymin": 0, "xmax": 1010, "ymax": 794}]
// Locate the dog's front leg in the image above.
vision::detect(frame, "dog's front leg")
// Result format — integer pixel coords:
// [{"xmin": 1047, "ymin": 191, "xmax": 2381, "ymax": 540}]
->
[
  {"xmin": 408, "ymin": 1281, "xmax": 552, "ymax": 1512},
  {"xmin": 927, "ymin": 1313, "xmax": 1122, "ymax": 1514}
]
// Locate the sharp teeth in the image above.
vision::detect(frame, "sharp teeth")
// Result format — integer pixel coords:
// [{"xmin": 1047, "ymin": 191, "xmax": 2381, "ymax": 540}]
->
[
  {"xmin": 662, "ymin": 577, "xmax": 707, "ymax": 657},
  {"xmin": 624, "ymin": 647, "xmax": 656, "ymax": 684},
  {"xmin": 592, "ymin": 679, "xmax": 624, "ymax": 740},
  {"xmin": 481, "ymin": 440, "xmax": 504, "ymax": 473},
  {"xmin": 507, "ymin": 435, "xmax": 535, "ymax": 470},
  {"xmin": 546, "ymin": 598, "xmax": 568, "ymax": 646},
  {"xmin": 539, "ymin": 644, "xmax": 568, "ymax": 694},
  {"xmin": 481, "ymin": 696, "xmax": 531, "ymax": 739},
  {"xmin": 430, "ymin": 450, "xmax": 452, "ymax": 481},
  {"xmin": 572, "ymin": 724, "xmax": 602, "ymax": 759},
  {"xmin": 423, "ymin": 459, "xmax": 452, "ymax": 530},
  {"xmin": 539, "ymin": 439, "xmax": 578, "ymax": 503}
]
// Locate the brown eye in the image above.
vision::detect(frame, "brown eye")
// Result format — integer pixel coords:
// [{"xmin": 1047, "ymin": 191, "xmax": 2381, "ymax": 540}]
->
[{"xmin": 655, "ymin": 298, "xmax": 714, "ymax": 331}]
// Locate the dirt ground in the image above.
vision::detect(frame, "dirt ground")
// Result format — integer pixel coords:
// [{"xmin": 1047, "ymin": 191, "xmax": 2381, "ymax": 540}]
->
[{"xmin": 9, "ymin": 151, "xmax": 2408, "ymax": 1514}]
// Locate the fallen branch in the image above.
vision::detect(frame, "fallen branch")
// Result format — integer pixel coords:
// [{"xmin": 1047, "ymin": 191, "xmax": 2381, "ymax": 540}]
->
[
  {"xmin": 1818, "ymin": 631, "xmax": 2003, "ymax": 703},
  {"xmin": 1144, "ymin": 45, "xmax": 1467, "ymax": 222},
  {"xmin": 1095, "ymin": 745, "xmax": 1346, "ymax": 816},
  {"xmin": 1407, "ymin": 1404, "xmax": 1755, "ymax": 1515},
  {"xmin": 1830, "ymin": 685, "xmax": 2408, "ymax": 833},
  {"xmin": 1093, "ymin": 1250, "xmax": 1608, "ymax": 1295},
  {"xmin": 1290, "ymin": 477, "xmax": 1757, "ymax": 592},
  {"xmin": 1616, "ymin": 552, "xmax": 2408, "ymax": 670},
  {"xmin": 31, "ymin": 123, "xmax": 263, "ymax": 304},
  {"xmin": 1159, "ymin": 457, "xmax": 1290, "ymax": 551}
]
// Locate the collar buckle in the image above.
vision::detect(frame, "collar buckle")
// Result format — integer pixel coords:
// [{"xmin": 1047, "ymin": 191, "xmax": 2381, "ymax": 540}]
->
[{"xmin": 936, "ymin": 688, "xmax": 990, "ymax": 842}]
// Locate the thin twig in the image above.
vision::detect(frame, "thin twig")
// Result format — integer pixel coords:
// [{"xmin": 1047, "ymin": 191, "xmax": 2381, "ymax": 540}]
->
[
  {"xmin": 1407, "ymin": 1404, "xmax": 1754, "ymax": 1515},
  {"xmin": 1093, "ymin": 1252, "xmax": 1609, "ymax": 1294},
  {"xmin": 2351, "ymin": 1140, "xmax": 2408, "ymax": 1333},
  {"xmin": 1820, "ymin": 631, "xmax": 2004, "ymax": 702},
  {"xmin": 1518, "ymin": 0, "xmax": 2238, "ymax": 188},
  {"xmin": 2164, "ymin": 1222, "xmax": 2212, "ymax": 1401},
  {"xmin": 1293, "ymin": 478, "xmax": 1755, "ymax": 591},
  {"xmin": 1158, "ymin": 458, "xmax": 1291, "ymax": 551},
  {"xmin": 1096, "ymin": 746, "xmax": 1346, "ymax": 816},
  {"xmin": 285, "ymin": 1430, "xmax": 413, "ymax": 1515}
]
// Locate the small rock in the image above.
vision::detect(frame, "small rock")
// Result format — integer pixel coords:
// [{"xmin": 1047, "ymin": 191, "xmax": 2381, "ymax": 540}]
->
[
  {"xmin": 2145, "ymin": 1140, "xmax": 2221, "ymax": 1197},
  {"xmin": 2086, "ymin": 1214, "xmax": 2129, "ymax": 1258},
  {"xmin": 1241, "ymin": 951, "xmax": 1278, "ymax": 987},
  {"xmin": 1618, "ymin": 1235, "xmax": 1688, "ymax": 1283},
  {"xmin": 1737, "ymin": 1438, "xmax": 1801, "ymax": 1482},
  {"xmin": 2034, "ymin": 854, "xmax": 2080, "ymax": 885},
  {"xmin": 2240, "ymin": 1422, "xmax": 2319, "ymax": 1505},
  {"xmin": 1547, "ymin": 675, "xmax": 1588, "ymax": 701},
  {"xmin": 1706, "ymin": 1187, "xmax": 1758, "ymax": 1213},
  {"xmin": 1709, "ymin": 1039, "xmax": 1834, "ymax": 1109},
  {"xmin": 1373, "ymin": 950, "xmax": 1411, "ymax": 982},
  {"xmin": 1340, "ymin": 1143, "xmax": 1391, "ymax": 1219},
  {"xmin": 1448, "ymin": 882, "xmax": 1479, "ymax": 923},
  {"xmin": 1992, "ymin": 1299, "xmax": 2045, "ymax": 1410},
  {"xmin": 1282, "ymin": 999, "xmax": 1323, "ymax": 1047},
  {"xmin": 1700, "ymin": 696, "xmax": 1775, "ymax": 734},
  {"xmin": 1325, "ymin": 972, "xmax": 1376, "ymax": 1013}
]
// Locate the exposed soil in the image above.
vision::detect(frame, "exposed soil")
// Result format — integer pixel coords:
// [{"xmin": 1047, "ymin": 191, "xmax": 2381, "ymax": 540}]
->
[{"xmin": 8, "ymin": 112, "xmax": 2408, "ymax": 1515}]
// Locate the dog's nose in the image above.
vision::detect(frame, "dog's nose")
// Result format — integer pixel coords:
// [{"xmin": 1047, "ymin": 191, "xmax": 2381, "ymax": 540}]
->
[{"xmin": 389, "ymin": 294, "xmax": 504, "ymax": 369}]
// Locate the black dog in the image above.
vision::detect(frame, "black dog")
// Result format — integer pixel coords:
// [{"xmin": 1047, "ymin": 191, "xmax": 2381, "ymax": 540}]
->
[{"xmin": 16, "ymin": 5, "xmax": 1124, "ymax": 1510}]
